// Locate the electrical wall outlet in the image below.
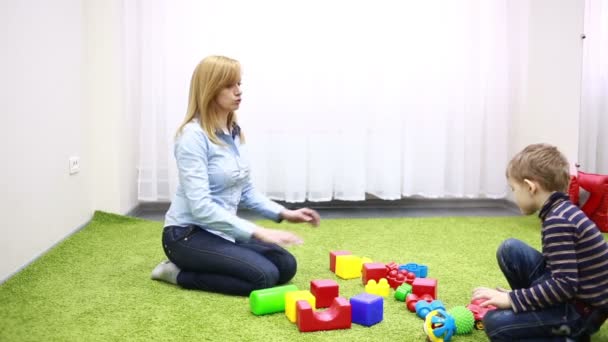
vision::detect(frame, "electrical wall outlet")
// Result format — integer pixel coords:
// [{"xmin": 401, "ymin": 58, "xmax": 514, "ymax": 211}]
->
[{"xmin": 69, "ymin": 156, "xmax": 80, "ymax": 175}]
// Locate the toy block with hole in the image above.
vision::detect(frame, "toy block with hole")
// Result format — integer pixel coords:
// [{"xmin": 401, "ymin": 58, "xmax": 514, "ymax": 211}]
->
[
  {"xmin": 329, "ymin": 250, "xmax": 351, "ymax": 272},
  {"xmin": 362, "ymin": 262, "xmax": 387, "ymax": 285},
  {"xmin": 412, "ymin": 277, "xmax": 437, "ymax": 299},
  {"xmin": 350, "ymin": 293, "xmax": 383, "ymax": 327},
  {"xmin": 249, "ymin": 284, "xmax": 299, "ymax": 315},
  {"xmin": 285, "ymin": 291, "xmax": 316, "ymax": 323},
  {"xmin": 296, "ymin": 297, "xmax": 352, "ymax": 332},
  {"xmin": 364, "ymin": 278, "xmax": 390, "ymax": 297},
  {"xmin": 310, "ymin": 279, "xmax": 339, "ymax": 308}
]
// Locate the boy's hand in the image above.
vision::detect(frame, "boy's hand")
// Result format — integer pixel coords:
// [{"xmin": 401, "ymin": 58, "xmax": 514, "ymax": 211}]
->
[
  {"xmin": 280, "ymin": 208, "xmax": 321, "ymax": 226},
  {"xmin": 472, "ymin": 287, "xmax": 512, "ymax": 309}
]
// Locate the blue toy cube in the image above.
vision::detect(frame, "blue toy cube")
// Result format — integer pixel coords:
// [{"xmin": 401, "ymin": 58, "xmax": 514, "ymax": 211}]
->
[{"xmin": 350, "ymin": 293, "xmax": 383, "ymax": 327}]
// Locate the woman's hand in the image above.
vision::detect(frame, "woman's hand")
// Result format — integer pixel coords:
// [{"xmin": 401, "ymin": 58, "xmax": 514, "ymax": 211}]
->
[
  {"xmin": 472, "ymin": 287, "xmax": 512, "ymax": 309},
  {"xmin": 252, "ymin": 227, "xmax": 303, "ymax": 247},
  {"xmin": 280, "ymin": 208, "xmax": 321, "ymax": 226}
]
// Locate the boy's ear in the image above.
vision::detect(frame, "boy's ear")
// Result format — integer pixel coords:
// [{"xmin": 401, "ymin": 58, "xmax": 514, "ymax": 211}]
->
[{"xmin": 523, "ymin": 179, "xmax": 537, "ymax": 194}]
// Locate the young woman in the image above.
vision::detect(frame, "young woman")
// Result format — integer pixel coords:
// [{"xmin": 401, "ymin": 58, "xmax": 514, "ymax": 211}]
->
[{"xmin": 151, "ymin": 56, "xmax": 320, "ymax": 295}]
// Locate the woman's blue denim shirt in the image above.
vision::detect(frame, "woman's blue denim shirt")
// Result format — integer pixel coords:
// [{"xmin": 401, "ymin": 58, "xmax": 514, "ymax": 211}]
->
[{"xmin": 165, "ymin": 121, "xmax": 284, "ymax": 242}]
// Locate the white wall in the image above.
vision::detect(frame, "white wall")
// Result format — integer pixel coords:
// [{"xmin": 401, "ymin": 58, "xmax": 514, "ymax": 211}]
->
[
  {"xmin": 510, "ymin": 0, "xmax": 585, "ymax": 170},
  {"xmin": 85, "ymin": 0, "xmax": 139, "ymax": 215},
  {"xmin": 0, "ymin": 0, "xmax": 138, "ymax": 282}
]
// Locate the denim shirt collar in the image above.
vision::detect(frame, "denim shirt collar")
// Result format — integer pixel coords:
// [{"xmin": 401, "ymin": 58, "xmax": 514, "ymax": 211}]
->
[{"xmin": 215, "ymin": 123, "xmax": 240, "ymax": 140}]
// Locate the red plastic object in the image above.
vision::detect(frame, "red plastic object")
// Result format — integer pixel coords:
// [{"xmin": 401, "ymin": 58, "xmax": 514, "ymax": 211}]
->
[
  {"xmin": 406, "ymin": 294, "xmax": 419, "ymax": 312},
  {"xmin": 569, "ymin": 170, "xmax": 608, "ymax": 233},
  {"xmin": 412, "ymin": 278, "xmax": 437, "ymax": 299},
  {"xmin": 296, "ymin": 297, "xmax": 352, "ymax": 332},
  {"xmin": 385, "ymin": 262, "xmax": 399, "ymax": 272},
  {"xmin": 310, "ymin": 279, "xmax": 339, "ymax": 308},
  {"xmin": 386, "ymin": 269, "xmax": 408, "ymax": 289},
  {"xmin": 405, "ymin": 293, "xmax": 433, "ymax": 312},
  {"xmin": 405, "ymin": 272, "xmax": 416, "ymax": 285},
  {"xmin": 362, "ymin": 263, "xmax": 387, "ymax": 285},
  {"xmin": 467, "ymin": 298, "xmax": 497, "ymax": 330},
  {"xmin": 330, "ymin": 251, "xmax": 351, "ymax": 272}
]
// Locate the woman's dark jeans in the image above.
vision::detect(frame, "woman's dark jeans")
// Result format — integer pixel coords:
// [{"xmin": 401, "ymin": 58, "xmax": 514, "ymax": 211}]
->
[
  {"xmin": 162, "ymin": 225, "xmax": 297, "ymax": 296},
  {"xmin": 484, "ymin": 238, "xmax": 606, "ymax": 341}
]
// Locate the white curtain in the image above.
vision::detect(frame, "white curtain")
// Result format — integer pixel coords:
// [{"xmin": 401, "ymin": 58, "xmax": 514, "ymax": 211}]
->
[
  {"xmin": 127, "ymin": 0, "xmax": 520, "ymax": 203},
  {"xmin": 579, "ymin": 0, "xmax": 608, "ymax": 174}
]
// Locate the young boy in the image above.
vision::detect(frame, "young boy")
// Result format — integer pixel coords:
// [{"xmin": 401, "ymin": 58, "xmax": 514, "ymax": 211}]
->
[{"xmin": 473, "ymin": 143, "xmax": 608, "ymax": 341}]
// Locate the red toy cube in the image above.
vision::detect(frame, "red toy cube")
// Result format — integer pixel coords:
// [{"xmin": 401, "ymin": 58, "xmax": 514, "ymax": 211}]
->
[
  {"xmin": 329, "ymin": 251, "xmax": 351, "ymax": 272},
  {"xmin": 412, "ymin": 277, "xmax": 437, "ymax": 299},
  {"xmin": 362, "ymin": 263, "xmax": 387, "ymax": 285},
  {"xmin": 310, "ymin": 279, "xmax": 339, "ymax": 308}
]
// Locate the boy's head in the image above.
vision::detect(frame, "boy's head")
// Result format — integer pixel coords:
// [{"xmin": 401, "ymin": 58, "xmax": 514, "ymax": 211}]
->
[{"xmin": 506, "ymin": 143, "xmax": 570, "ymax": 214}]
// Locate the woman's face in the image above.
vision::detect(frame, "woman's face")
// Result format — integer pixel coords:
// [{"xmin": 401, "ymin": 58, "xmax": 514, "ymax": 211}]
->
[{"xmin": 216, "ymin": 81, "xmax": 242, "ymax": 113}]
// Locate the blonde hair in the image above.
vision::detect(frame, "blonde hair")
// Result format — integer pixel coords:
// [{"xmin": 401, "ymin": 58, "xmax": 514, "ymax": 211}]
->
[
  {"xmin": 176, "ymin": 55, "xmax": 244, "ymax": 145},
  {"xmin": 506, "ymin": 143, "xmax": 570, "ymax": 192}
]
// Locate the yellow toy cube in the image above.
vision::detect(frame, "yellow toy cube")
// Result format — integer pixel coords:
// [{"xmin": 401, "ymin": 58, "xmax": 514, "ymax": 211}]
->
[
  {"xmin": 335, "ymin": 255, "xmax": 364, "ymax": 279},
  {"xmin": 285, "ymin": 290, "xmax": 316, "ymax": 323}
]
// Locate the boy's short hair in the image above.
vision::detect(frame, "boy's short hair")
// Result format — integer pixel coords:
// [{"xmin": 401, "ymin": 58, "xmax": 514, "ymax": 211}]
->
[{"xmin": 506, "ymin": 143, "xmax": 570, "ymax": 192}]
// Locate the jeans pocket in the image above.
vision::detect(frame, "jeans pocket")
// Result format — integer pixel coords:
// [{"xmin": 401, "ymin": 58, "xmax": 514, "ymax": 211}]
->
[
  {"xmin": 174, "ymin": 225, "xmax": 198, "ymax": 242},
  {"xmin": 164, "ymin": 225, "xmax": 196, "ymax": 243}
]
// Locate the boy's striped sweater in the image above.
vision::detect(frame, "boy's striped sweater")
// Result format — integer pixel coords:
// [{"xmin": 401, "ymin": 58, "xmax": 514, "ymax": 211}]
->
[{"xmin": 510, "ymin": 192, "xmax": 608, "ymax": 313}]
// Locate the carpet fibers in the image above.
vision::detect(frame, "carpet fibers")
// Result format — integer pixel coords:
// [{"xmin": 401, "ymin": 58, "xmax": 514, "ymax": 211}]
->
[{"xmin": 1, "ymin": 212, "xmax": 607, "ymax": 341}]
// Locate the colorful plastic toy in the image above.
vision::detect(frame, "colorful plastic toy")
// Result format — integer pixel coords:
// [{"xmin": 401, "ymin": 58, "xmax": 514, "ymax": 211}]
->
[
  {"xmin": 249, "ymin": 284, "xmax": 298, "ymax": 315},
  {"xmin": 365, "ymin": 278, "xmax": 390, "ymax": 297},
  {"xmin": 400, "ymin": 263, "xmax": 428, "ymax": 278},
  {"xmin": 466, "ymin": 298, "xmax": 497, "ymax": 330},
  {"xmin": 424, "ymin": 309, "xmax": 456, "ymax": 342},
  {"xmin": 448, "ymin": 306, "xmax": 475, "ymax": 335},
  {"xmin": 350, "ymin": 293, "xmax": 383, "ymax": 327},
  {"xmin": 412, "ymin": 277, "xmax": 437, "ymax": 299},
  {"xmin": 296, "ymin": 297, "xmax": 352, "ymax": 332},
  {"xmin": 329, "ymin": 250, "xmax": 351, "ymax": 272},
  {"xmin": 362, "ymin": 262, "xmax": 387, "ymax": 285},
  {"xmin": 416, "ymin": 300, "xmax": 445, "ymax": 320},
  {"xmin": 569, "ymin": 168, "xmax": 608, "ymax": 233},
  {"xmin": 285, "ymin": 291, "xmax": 316, "ymax": 323},
  {"xmin": 406, "ymin": 293, "xmax": 434, "ymax": 312},
  {"xmin": 385, "ymin": 261, "xmax": 399, "ymax": 272},
  {"xmin": 310, "ymin": 279, "xmax": 339, "ymax": 308},
  {"xmin": 394, "ymin": 283, "xmax": 412, "ymax": 301},
  {"xmin": 386, "ymin": 269, "xmax": 408, "ymax": 289}
]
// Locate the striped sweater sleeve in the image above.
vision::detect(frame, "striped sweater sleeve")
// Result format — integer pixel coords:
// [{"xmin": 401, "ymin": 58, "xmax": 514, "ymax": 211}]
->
[{"xmin": 509, "ymin": 215, "xmax": 578, "ymax": 312}]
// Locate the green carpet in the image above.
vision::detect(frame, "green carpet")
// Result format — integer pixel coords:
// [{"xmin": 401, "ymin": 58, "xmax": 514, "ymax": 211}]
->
[{"xmin": 1, "ymin": 212, "xmax": 607, "ymax": 341}]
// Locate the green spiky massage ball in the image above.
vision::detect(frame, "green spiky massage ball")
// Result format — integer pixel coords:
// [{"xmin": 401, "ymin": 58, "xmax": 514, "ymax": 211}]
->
[{"xmin": 448, "ymin": 306, "xmax": 475, "ymax": 335}]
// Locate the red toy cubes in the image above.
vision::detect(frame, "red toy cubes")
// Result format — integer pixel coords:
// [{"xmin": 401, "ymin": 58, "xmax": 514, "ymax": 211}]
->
[
  {"xmin": 412, "ymin": 277, "xmax": 437, "ymax": 299},
  {"xmin": 362, "ymin": 262, "xmax": 387, "ymax": 285},
  {"xmin": 310, "ymin": 279, "xmax": 339, "ymax": 308}
]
